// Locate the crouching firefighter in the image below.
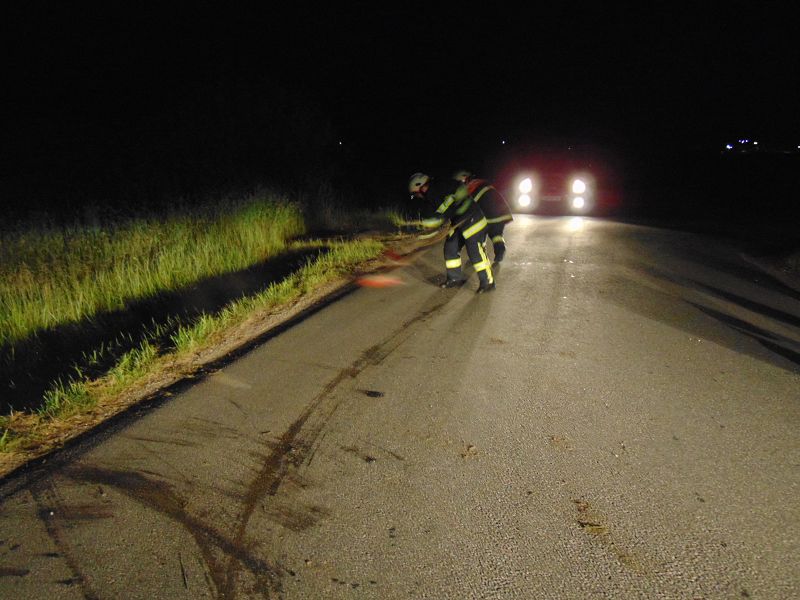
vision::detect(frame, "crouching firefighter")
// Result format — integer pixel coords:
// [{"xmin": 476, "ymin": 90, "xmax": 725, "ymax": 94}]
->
[
  {"xmin": 408, "ymin": 172, "xmax": 495, "ymax": 293},
  {"xmin": 454, "ymin": 170, "xmax": 513, "ymax": 263}
]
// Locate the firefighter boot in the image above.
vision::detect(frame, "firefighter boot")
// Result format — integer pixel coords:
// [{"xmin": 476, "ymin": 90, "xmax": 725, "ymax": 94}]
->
[{"xmin": 440, "ymin": 276, "xmax": 467, "ymax": 289}]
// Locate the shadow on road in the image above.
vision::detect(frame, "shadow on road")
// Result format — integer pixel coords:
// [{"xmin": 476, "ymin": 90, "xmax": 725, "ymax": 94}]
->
[
  {"xmin": 606, "ymin": 258, "xmax": 800, "ymax": 374},
  {"xmin": 687, "ymin": 302, "xmax": 800, "ymax": 369}
]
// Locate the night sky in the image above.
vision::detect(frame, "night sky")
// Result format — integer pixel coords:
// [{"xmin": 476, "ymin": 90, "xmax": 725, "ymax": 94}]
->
[{"xmin": 3, "ymin": 4, "xmax": 798, "ymax": 215}]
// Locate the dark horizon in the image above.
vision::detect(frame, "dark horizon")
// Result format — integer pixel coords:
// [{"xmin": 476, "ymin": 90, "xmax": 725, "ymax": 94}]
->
[{"xmin": 2, "ymin": 5, "xmax": 798, "ymax": 221}]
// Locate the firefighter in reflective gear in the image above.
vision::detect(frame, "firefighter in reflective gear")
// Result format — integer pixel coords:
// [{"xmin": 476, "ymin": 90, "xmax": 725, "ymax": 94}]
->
[
  {"xmin": 454, "ymin": 171, "xmax": 513, "ymax": 263},
  {"xmin": 408, "ymin": 172, "xmax": 495, "ymax": 293}
]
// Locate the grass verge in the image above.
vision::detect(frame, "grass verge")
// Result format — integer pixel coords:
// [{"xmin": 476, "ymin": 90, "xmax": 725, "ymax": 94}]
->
[
  {"xmin": 0, "ymin": 193, "xmax": 305, "ymax": 348},
  {"xmin": 0, "ymin": 184, "xmax": 422, "ymax": 472},
  {"xmin": 0, "ymin": 236, "xmax": 391, "ymax": 464}
]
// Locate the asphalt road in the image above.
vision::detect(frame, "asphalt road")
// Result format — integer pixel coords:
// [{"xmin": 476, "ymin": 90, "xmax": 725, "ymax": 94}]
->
[{"xmin": 1, "ymin": 215, "xmax": 799, "ymax": 599}]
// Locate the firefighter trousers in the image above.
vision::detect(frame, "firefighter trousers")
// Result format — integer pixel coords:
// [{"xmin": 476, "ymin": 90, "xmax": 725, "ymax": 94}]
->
[
  {"xmin": 443, "ymin": 219, "xmax": 494, "ymax": 287},
  {"xmin": 486, "ymin": 221, "xmax": 508, "ymax": 262}
]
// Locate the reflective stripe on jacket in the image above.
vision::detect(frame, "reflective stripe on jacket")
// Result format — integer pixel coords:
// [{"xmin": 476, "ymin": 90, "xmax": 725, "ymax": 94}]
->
[
  {"xmin": 421, "ymin": 177, "xmax": 485, "ymax": 230},
  {"xmin": 467, "ymin": 178, "xmax": 513, "ymax": 223}
]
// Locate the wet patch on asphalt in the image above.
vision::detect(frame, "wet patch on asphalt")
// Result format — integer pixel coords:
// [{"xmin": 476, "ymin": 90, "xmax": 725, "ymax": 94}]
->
[
  {"xmin": 460, "ymin": 444, "xmax": 478, "ymax": 459},
  {"xmin": 549, "ymin": 435, "xmax": 574, "ymax": 451},
  {"xmin": 573, "ymin": 498, "xmax": 646, "ymax": 574}
]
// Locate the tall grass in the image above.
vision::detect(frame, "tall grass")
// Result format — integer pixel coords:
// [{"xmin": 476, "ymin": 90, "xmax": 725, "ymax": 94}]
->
[
  {"xmin": 0, "ymin": 192, "xmax": 305, "ymax": 347},
  {"xmin": 0, "ymin": 188, "xmax": 395, "ymax": 453},
  {"xmin": 30, "ymin": 238, "xmax": 383, "ymax": 421}
]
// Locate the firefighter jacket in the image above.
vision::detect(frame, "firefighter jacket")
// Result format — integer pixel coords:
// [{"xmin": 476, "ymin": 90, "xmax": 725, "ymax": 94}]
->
[
  {"xmin": 421, "ymin": 177, "xmax": 486, "ymax": 232},
  {"xmin": 466, "ymin": 178, "xmax": 513, "ymax": 224}
]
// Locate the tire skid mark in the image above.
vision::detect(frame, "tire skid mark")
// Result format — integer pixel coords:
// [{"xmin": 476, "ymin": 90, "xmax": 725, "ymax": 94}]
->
[
  {"xmin": 222, "ymin": 366, "xmax": 357, "ymax": 597},
  {"xmin": 340, "ymin": 445, "xmax": 377, "ymax": 464},
  {"xmin": 64, "ymin": 466, "xmax": 275, "ymax": 598},
  {"xmin": 355, "ymin": 437, "xmax": 406, "ymax": 462},
  {"xmin": 129, "ymin": 438, "xmax": 195, "ymax": 486},
  {"xmin": 26, "ymin": 295, "xmax": 450, "ymax": 600},
  {"xmin": 123, "ymin": 435, "xmax": 199, "ymax": 448},
  {"xmin": 223, "ymin": 297, "xmax": 451, "ymax": 598},
  {"xmin": 0, "ymin": 567, "xmax": 30, "ymax": 577},
  {"xmin": 304, "ymin": 429, "xmax": 329, "ymax": 469},
  {"xmin": 30, "ymin": 480, "xmax": 101, "ymax": 600}
]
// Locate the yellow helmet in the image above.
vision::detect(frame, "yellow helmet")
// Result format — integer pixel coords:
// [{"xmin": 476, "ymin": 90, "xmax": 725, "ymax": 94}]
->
[{"xmin": 452, "ymin": 170, "xmax": 473, "ymax": 183}]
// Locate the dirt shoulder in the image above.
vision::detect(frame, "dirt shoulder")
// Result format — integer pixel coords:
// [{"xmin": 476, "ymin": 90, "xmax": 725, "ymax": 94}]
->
[{"xmin": 0, "ymin": 232, "xmax": 438, "ymax": 482}]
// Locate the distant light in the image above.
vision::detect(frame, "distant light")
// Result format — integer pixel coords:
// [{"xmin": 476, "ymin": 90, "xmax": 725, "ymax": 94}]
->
[
  {"xmin": 501, "ymin": 140, "xmax": 506, "ymax": 145},
  {"xmin": 754, "ymin": 141, "xmax": 758, "ymax": 145},
  {"xmin": 338, "ymin": 141, "xmax": 343, "ymax": 145},
  {"xmin": 726, "ymin": 144, "xmax": 733, "ymax": 150}
]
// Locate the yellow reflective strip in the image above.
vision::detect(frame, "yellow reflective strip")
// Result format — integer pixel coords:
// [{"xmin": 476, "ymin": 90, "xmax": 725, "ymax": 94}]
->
[
  {"xmin": 478, "ymin": 243, "xmax": 493, "ymax": 283},
  {"xmin": 474, "ymin": 260, "xmax": 490, "ymax": 272},
  {"xmin": 436, "ymin": 195, "xmax": 455, "ymax": 214},
  {"xmin": 422, "ymin": 217, "xmax": 443, "ymax": 229},
  {"xmin": 462, "ymin": 217, "xmax": 487, "ymax": 239},
  {"xmin": 473, "ymin": 185, "xmax": 494, "ymax": 202},
  {"xmin": 455, "ymin": 196, "xmax": 473, "ymax": 216},
  {"xmin": 492, "ymin": 235, "xmax": 505, "ymax": 243},
  {"xmin": 445, "ymin": 258, "xmax": 462, "ymax": 268},
  {"xmin": 486, "ymin": 214, "xmax": 512, "ymax": 224}
]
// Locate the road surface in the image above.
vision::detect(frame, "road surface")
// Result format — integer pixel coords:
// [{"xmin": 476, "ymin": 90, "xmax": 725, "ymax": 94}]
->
[{"xmin": 1, "ymin": 215, "xmax": 799, "ymax": 599}]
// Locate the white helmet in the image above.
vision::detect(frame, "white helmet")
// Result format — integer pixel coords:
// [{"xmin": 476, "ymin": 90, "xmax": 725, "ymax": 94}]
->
[
  {"xmin": 452, "ymin": 170, "xmax": 472, "ymax": 183},
  {"xmin": 408, "ymin": 172, "xmax": 430, "ymax": 194}
]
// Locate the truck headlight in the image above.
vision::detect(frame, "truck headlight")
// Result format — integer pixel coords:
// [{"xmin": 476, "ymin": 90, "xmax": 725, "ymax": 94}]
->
[
  {"xmin": 572, "ymin": 196, "xmax": 585, "ymax": 210},
  {"xmin": 519, "ymin": 178, "xmax": 533, "ymax": 194},
  {"xmin": 518, "ymin": 194, "xmax": 532, "ymax": 207},
  {"xmin": 572, "ymin": 179, "xmax": 586, "ymax": 194}
]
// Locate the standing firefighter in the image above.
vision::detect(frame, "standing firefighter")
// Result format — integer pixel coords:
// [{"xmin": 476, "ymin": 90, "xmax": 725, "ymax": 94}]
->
[
  {"xmin": 454, "ymin": 170, "xmax": 513, "ymax": 263},
  {"xmin": 408, "ymin": 172, "xmax": 495, "ymax": 293}
]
